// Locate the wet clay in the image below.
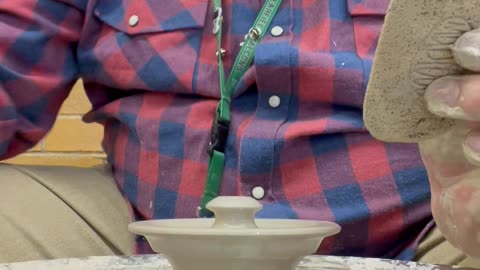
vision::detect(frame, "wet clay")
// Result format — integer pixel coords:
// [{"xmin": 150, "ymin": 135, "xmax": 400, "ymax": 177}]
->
[{"xmin": 364, "ymin": 0, "xmax": 480, "ymax": 143}]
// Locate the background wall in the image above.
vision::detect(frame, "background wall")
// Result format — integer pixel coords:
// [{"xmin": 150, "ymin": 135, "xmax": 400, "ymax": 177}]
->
[{"xmin": 4, "ymin": 81, "xmax": 106, "ymax": 167}]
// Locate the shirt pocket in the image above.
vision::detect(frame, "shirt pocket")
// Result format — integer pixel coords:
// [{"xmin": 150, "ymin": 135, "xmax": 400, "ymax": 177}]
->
[
  {"xmin": 347, "ymin": 0, "xmax": 389, "ymax": 58},
  {"xmin": 89, "ymin": 0, "xmax": 209, "ymax": 93}
]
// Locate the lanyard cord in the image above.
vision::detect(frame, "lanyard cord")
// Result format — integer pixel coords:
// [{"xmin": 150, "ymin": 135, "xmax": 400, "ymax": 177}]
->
[{"xmin": 198, "ymin": 0, "xmax": 283, "ymax": 218}]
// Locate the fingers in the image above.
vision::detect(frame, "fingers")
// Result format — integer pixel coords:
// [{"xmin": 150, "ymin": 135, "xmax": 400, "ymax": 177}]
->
[
  {"xmin": 419, "ymin": 124, "xmax": 475, "ymax": 187},
  {"xmin": 452, "ymin": 28, "xmax": 480, "ymax": 72},
  {"xmin": 432, "ymin": 171, "xmax": 480, "ymax": 259},
  {"xmin": 426, "ymin": 27, "xmax": 480, "ymax": 120},
  {"xmin": 425, "ymin": 75, "xmax": 480, "ymax": 120},
  {"xmin": 422, "ymin": 29, "xmax": 480, "ymax": 257},
  {"xmin": 421, "ymin": 128, "xmax": 480, "ymax": 258}
]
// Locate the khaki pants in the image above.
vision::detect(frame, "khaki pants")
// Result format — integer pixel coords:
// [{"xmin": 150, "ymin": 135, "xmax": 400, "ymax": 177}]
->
[
  {"xmin": 0, "ymin": 164, "xmax": 479, "ymax": 268},
  {"xmin": 0, "ymin": 164, "xmax": 134, "ymax": 263},
  {"xmin": 415, "ymin": 227, "xmax": 480, "ymax": 268}
]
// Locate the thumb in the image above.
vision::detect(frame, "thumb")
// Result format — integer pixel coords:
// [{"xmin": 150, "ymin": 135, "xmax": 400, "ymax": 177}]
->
[{"xmin": 452, "ymin": 27, "xmax": 480, "ymax": 72}]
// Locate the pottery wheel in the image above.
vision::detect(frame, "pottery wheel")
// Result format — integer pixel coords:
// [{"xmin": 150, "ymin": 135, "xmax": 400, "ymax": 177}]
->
[{"xmin": 0, "ymin": 255, "xmax": 472, "ymax": 270}]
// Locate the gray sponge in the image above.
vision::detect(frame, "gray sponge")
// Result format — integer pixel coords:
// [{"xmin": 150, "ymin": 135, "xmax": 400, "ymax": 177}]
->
[{"xmin": 364, "ymin": 0, "xmax": 480, "ymax": 143}]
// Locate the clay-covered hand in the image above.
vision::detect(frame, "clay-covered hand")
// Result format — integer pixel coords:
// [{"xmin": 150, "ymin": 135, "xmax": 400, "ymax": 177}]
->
[{"xmin": 419, "ymin": 28, "xmax": 480, "ymax": 258}]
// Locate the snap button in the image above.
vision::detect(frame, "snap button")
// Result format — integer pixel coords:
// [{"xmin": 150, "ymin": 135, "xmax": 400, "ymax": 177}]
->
[
  {"xmin": 252, "ymin": 186, "xmax": 265, "ymax": 200},
  {"xmin": 216, "ymin": 48, "xmax": 226, "ymax": 58},
  {"xmin": 128, "ymin": 15, "xmax": 139, "ymax": 27},
  {"xmin": 268, "ymin": 95, "xmax": 281, "ymax": 108},
  {"xmin": 270, "ymin": 26, "xmax": 284, "ymax": 37}
]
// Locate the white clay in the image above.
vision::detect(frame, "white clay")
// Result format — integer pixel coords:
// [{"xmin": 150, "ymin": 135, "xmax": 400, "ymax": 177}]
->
[{"xmin": 128, "ymin": 196, "xmax": 341, "ymax": 270}]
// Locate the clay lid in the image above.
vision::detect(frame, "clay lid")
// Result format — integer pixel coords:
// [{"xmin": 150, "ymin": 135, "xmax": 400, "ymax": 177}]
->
[
  {"xmin": 128, "ymin": 196, "xmax": 340, "ymax": 237},
  {"xmin": 128, "ymin": 196, "xmax": 341, "ymax": 270},
  {"xmin": 206, "ymin": 196, "xmax": 262, "ymax": 229}
]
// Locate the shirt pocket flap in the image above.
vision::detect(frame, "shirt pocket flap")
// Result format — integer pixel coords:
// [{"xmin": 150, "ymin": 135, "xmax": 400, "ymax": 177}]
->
[
  {"xmin": 93, "ymin": 0, "xmax": 209, "ymax": 35},
  {"xmin": 347, "ymin": 0, "xmax": 390, "ymax": 16}
]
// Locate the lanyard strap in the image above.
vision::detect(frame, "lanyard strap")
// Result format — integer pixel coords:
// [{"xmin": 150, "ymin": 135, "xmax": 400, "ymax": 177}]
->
[{"xmin": 198, "ymin": 0, "xmax": 283, "ymax": 218}]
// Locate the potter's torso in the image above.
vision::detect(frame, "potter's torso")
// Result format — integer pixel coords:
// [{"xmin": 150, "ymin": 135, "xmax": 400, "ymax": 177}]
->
[{"xmin": 71, "ymin": 0, "xmax": 431, "ymax": 258}]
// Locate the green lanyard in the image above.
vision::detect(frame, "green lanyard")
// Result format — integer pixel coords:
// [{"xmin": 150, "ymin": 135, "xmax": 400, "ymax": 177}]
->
[{"xmin": 197, "ymin": 0, "xmax": 283, "ymax": 218}]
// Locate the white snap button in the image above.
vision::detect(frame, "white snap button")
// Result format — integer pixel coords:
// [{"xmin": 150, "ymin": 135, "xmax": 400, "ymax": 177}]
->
[
  {"xmin": 252, "ymin": 186, "xmax": 265, "ymax": 200},
  {"xmin": 271, "ymin": 26, "xmax": 284, "ymax": 37},
  {"xmin": 128, "ymin": 15, "xmax": 139, "ymax": 27},
  {"xmin": 216, "ymin": 48, "xmax": 226, "ymax": 58},
  {"xmin": 268, "ymin": 95, "xmax": 281, "ymax": 108}
]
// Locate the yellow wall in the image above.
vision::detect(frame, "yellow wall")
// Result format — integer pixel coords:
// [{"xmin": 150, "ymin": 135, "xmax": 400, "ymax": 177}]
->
[{"xmin": 4, "ymin": 81, "xmax": 106, "ymax": 167}]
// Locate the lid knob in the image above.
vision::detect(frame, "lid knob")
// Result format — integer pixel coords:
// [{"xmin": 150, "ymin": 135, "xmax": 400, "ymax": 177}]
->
[{"xmin": 206, "ymin": 196, "xmax": 262, "ymax": 229}]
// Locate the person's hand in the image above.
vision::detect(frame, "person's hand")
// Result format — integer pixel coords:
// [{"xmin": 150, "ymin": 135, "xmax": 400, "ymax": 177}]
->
[{"xmin": 419, "ymin": 29, "xmax": 480, "ymax": 258}]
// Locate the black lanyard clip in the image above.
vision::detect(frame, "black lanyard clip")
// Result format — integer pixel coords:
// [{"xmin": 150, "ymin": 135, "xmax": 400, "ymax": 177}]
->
[
  {"xmin": 196, "ymin": 206, "xmax": 214, "ymax": 218},
  {"xmin": 208, "ymin": 117, "xmax": 229, "ymax": 155},
  {"xmin": 212, "ymin": 7, "xmax": 223, "ymax": 35}
]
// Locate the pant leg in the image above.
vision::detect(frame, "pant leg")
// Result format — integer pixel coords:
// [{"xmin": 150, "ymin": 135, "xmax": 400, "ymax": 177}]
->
[
  {"xmin": 0, "ymin": 164, "xmax": 135, "ymax": 263},
  {"xmin": 415, "ymin": 225, "xmax": 480, "ymax": 268}
]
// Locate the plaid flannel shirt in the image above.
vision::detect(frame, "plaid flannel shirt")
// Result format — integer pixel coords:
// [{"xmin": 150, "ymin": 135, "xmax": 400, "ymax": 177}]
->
[{"xmin": 0, "ymin": 0, "xmax": 433, "ymax": 259}]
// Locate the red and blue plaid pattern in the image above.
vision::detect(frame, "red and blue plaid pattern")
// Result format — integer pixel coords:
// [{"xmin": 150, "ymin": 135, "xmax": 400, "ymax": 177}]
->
[{"xmin": 0, "ymin": 0, "xmax": 433, "ymax": 259}]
